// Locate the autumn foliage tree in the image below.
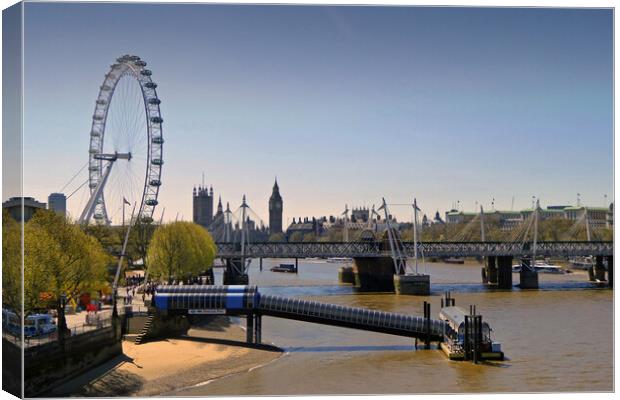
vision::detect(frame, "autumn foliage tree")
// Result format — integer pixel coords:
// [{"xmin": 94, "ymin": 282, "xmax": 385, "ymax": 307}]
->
[{"xmin": 147, "ymin": 222, "xmax": 216, "ymax": 283}]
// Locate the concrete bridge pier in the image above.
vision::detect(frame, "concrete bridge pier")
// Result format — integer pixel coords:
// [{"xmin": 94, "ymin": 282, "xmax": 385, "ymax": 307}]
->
[
  {"xmin": 246, "ymin": 313, "xmax": 262, "ymax": 344},
  {"xmin": 338, "ymin": 266, "xmax": 355, "ymax": 284},
  {"xmin": 519, "ymin": 259, "xmax": 539, "ymax": 289},
  {"xmin": 223, "ymin": 258, "xmax": 249, "ymax": 285},
  {"xmin": 254, "ymin": 314, "xmax": 262, "ymax": 344},
  {"xmin": 352, "ymin": 257, "xmax": 396, "ymax": 291},
  {"xmin": 497, "ymin": 256, "xmax": 513, "ymax": 289},
  {"xmin": 594, "ymin": 256, "xmax": 607, "ymax": 282},
  {"xmin": 394, "ymin": 274, "xmax": 430, "ymax": 295},
  {"xmin": 483, "ymin": 256, "xmax": 498, "ymax": 285}
]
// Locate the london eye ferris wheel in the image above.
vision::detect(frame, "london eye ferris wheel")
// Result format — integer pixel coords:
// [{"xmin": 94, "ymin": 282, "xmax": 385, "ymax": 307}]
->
[{"xmin": 79, "ymin": 55, "xmax": 164, "ymax": 225}]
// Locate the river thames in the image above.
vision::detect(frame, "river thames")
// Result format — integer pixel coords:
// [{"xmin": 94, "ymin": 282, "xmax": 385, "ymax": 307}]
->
[{"xmin": 175, "ymin": 259, "xmax": 612, "ymax": 395}]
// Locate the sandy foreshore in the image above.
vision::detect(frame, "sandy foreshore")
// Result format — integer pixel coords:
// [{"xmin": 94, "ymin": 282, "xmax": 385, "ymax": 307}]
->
[{"xmin": 47, "ymin": 317, "xmax": 282, "ymax": 397}]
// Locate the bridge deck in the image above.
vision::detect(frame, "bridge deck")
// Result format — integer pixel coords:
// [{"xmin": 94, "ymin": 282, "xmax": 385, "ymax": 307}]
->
[
  {"xmin": 215, "ymin": 241, "xmax": 613, "ymax": 258},
  {"xmin": 257, "ymin": 294, "xmax": 444, "ymax": 340},
  {"xmin": 153, "ymin": 289, "xmax": 444, "ymax": 341}
]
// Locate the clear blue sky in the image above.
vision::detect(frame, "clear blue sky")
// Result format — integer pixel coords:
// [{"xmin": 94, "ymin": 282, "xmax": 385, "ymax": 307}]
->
[{"xmin": 19, "ymin": 3, "xmax": 613, "ymax": 223}]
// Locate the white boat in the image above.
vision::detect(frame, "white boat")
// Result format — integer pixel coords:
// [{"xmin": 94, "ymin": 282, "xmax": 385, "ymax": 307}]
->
[
  {"xmin": 512, "ymin": 261, "xmax": 566, "ymax": 274},
  {"xmin": 569, "ymin": 256, "xmax": 594, "ymax": 270},
  {"xmin": 326, "ymin": 257, "xmax": 352, "ymax": 264},
  {"xmin": 533, "ymin": 261, "xmax": 565, "ymax": 274}
]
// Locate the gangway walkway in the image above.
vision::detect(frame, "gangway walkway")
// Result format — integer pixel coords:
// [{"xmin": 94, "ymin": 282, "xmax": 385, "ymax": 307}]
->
[{"xmin": 153, "ymin": 285, "xmax": 444, "ymax": 342}]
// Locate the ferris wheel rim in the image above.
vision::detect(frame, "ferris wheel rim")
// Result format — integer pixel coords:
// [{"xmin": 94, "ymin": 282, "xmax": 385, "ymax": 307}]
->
[{"xmin": 87, "ymin": 54, "xmax": 163, "ymax": 225}]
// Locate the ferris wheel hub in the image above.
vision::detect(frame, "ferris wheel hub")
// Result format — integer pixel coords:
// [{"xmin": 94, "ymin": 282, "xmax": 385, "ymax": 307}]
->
[{"xmin": 94, "ymin": 152, "xmax": 132, "ymax": 161}]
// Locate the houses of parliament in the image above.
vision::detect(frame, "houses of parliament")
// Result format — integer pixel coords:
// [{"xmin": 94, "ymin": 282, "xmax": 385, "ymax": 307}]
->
[{"xmin": 192, "ymin": 178, "xmax": 283, "ymax": 238}]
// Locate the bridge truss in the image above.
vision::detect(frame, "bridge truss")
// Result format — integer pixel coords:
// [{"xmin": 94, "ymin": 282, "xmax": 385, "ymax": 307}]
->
[{"xmin": 216, "ymin": 241, "xmax": 613, "ymax": 259}]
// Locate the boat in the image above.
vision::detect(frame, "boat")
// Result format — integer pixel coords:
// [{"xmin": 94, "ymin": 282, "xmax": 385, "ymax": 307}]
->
[
  {"xmin": 444, "ymin": 257, "xmax": 465, "ymax": 264},
  {"xmin": 326, "ymin": 257, "xmax": 352, "ymax": 264},
  {"xmin": 270, "ymin": 264, "xmax": 297, "ymax": 273},
  {"xmin": 569, "ymin": 256, "xmax": 594, "ymax": 270},
  {"xmin": 512, "ymin": 261, "xmax": 566, "ymax": 274},
  {"xmin": 438, "ymin": 305, "xmax": 504, "ymax": 361}
]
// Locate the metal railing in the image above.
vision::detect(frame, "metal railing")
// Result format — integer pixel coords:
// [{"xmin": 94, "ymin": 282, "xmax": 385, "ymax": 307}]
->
[{"xmin": 3, "ymin": 316, "xmax": 114, "ymax": 348}]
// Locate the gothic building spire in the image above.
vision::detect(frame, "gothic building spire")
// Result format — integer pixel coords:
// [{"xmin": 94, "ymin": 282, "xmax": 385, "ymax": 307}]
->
[{"xmin": 269, "ymin": 178, "xmax": 283, "ymax": 234}]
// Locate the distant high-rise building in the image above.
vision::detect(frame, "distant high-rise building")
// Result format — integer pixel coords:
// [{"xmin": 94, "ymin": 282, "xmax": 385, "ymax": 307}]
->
[
  {"xmin": 193, "ymin": 185, "xmax": 214, "ymax": 229},
  {"xmin": 48, "ymin": 193, "xmax": 67, "ymax": 216},
  {"xmin": 2, "ymin": 197, "xmax": 46, "ymax": 222},
  {"xmin": 268, "ymin": 178, "xmax": 283, "ymax": 234}
]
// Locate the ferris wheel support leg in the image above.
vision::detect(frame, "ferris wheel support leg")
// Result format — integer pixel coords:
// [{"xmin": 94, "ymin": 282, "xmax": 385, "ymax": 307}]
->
[{"xmin": 78, "ymin": 160, "xmax": 115, "ymax": 224}]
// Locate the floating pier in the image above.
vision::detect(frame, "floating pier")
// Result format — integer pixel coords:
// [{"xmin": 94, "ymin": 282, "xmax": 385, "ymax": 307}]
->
[
  {"xmin": 437, "ymin": 293, "xmax": 504, "ymax": 362},
  {"xmin": 151, "ymin": 286, "xmax": 503, "ymax": 363}
]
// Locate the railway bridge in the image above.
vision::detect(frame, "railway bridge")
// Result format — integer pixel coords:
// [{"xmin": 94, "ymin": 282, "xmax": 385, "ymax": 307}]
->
[{"xmin": 215, "ymin": 241, "xmax": 614, "ymax": 291}]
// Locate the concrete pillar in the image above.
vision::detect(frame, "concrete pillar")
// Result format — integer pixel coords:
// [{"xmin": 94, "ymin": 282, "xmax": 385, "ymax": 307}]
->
[
  {"xmin": 485, "ymin": 256, "xmax": 498, "ymax": 284},
  {"xmin": 497, "ymin": 256, "xmax": 513, "ymax": 289},
  {"xmin": 223, "ymin": 259, "xmax": 249, "ymax": 285},
  {"xmin": 519, "ymin": 259, "xmax": 539, "ymax": 289},
  {"xmin": 394, "ymin": 274, "xmax": 430, "ymax": 295},
  {"xmin": 246, "ymin": 314, "xmax": 254, "ymax": 344},
  {"xmin": 595, "ymin": 256, "xmax": 607, "ymax": 281},
  {"xmin": 338, "ymin": 266, "xmax": 355, "ymax": 284},
  {"xmin": 254, "ymin": 314, "xmax": 262, "ymax": 344},
  {"xmin": 588, "ymin": 265, "xmax": 595, "ymax": 281},
  {"xmin": 607, "ymin": 256, "xmax": 613, "ymax": 288},
  {"xmin": 353, "ymin": 257, "xmax": 396, "ymax": 291}
]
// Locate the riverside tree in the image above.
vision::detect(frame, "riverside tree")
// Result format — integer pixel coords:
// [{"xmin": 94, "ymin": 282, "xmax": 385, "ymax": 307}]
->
[
  {"xmin": 146, "ymin": 221, "xmax": 216, "ymax": 283},
  {"xmin": 2, "ymin": 211, "xmax": 22, "ymax": 320},
  {"xmin": 27, "ymin": 210, "xmax": 110, "ymax": 345}
]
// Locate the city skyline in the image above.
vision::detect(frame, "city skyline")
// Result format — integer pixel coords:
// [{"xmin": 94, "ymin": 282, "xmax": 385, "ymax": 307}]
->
[{"xmin": 13, "ymin": 4, "xmax": 613, "ymax": 223}]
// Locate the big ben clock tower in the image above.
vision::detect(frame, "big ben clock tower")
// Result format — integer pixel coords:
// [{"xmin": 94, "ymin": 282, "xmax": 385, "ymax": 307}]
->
[{"xmin": 269, "ymin": 178, "xmax": 283, "ymax": 234}]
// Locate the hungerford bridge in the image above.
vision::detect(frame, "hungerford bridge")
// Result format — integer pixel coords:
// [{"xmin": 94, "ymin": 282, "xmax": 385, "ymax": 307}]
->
[
  {"xmin": 214, "ymin": 239, "xmax": 613, "ymax": 292},
  {"xmin": 211, "ymin": 198, "xmax": 613, "ymax": 292},
  {"xmin": 215, "ymin": 240, "xmax": 612, "ymax": 259}
]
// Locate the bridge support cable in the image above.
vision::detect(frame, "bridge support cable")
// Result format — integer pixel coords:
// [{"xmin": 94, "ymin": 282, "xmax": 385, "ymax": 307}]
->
[
  {"xmin": 378, "ymin": 198, "xmax": 407, "ymax": 275},
  {"xmin": 342, "ymin": 204, "xmax": 350, "ymax": 242}
]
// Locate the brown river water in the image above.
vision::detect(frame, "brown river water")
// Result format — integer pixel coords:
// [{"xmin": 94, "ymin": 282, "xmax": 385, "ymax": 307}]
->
[{"xmin": 177, "ymin": 259, "xmax": 613, "ymax": 395}]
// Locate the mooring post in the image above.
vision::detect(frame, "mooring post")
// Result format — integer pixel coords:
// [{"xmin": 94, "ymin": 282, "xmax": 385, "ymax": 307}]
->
[
  {"xmin": 472, "ymin": 305, "xmax": 480, "ymax": 364},
  {"xmin": 464, "ymin": 313, "xmax": 470, "ymax": 361},
  {"xmin": 246, "ymin": 312, "xmax": 254, "ymax": 344},
  {"xmin": 260, "ymin": 258, "xmax": 263, "ymax": 272}
]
